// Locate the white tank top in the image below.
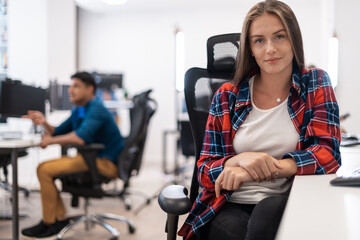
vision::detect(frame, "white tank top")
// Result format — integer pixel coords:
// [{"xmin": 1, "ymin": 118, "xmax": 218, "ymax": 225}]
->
[{"xmin": 228, "ymin": 76, "xmax": 299, "ymax": 204}]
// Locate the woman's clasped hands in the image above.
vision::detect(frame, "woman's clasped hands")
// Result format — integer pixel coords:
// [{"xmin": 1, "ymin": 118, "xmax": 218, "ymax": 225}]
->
[{"xmin": 215, "ymin": 152, "xmax": 282, "ymax": 197}]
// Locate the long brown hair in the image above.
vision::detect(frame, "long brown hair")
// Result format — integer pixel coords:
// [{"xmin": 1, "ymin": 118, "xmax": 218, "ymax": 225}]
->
[{"xmin": 233, "ymin": 0, "xmax": 305, "ymax": 85}]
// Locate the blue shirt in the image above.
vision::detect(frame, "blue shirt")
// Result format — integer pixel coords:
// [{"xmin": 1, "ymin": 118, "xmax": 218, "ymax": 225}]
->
[{"xmin": 53, "ymin": 98, "xmax": 124, "ymax": 164}]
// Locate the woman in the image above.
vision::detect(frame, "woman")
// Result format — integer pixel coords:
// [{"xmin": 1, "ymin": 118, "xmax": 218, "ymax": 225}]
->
[{"xmin": 178, "ymin": 1, "xmax": 341, "ymax": 240}]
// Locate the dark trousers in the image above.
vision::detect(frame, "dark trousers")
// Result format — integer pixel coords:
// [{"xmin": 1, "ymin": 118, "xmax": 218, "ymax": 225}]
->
[{"xmin": 200, "ymin": 195, "xmax": 288, "ymax": 240}]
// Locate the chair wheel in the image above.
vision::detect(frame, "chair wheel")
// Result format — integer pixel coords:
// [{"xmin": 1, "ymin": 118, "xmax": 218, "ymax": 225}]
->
[
  {"xmin": 124, "ymin": 198, "xmax": 131, "ymax": 211},
  {"xmin": 24, "ymin": 190, "xmax": 30, "ymax": 198},
  {"xmin": 129, "ymin": 225, "xmax": 136, "ymax": 234}
]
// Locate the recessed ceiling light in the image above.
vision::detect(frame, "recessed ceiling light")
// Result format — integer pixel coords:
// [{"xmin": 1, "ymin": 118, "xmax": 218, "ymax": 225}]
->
[{"xmin": 102, "ymin": 0, "xmax": 128, "ymax": 5}]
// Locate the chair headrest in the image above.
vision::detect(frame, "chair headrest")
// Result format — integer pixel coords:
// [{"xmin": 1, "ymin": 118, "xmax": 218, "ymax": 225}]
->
[{"xmin": 207, "ymin": 33, "xmax": 240, "ymax": 73}]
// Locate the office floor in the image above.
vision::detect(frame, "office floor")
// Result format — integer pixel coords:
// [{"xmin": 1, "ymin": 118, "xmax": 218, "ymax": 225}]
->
[{"xmin": 0, "ymin": 159, "xmax": 191, "ymax": 240}]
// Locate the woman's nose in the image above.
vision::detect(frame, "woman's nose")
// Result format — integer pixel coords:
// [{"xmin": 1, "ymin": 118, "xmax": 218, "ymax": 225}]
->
[{"xmin": 266, "ymin": 40, "xmax": 276, "ymax": 54}]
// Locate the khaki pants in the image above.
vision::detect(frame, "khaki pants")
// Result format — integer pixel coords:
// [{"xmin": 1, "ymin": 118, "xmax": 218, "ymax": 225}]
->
[{"xmin": 37, "ymin": 154, "xmax": 118, "ymax": 224}]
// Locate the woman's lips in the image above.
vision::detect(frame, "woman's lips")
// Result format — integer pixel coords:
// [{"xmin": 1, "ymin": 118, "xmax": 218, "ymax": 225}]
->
[{"xmin": 265, "ymin": 58, "xmax": 280, "ymax": 64}]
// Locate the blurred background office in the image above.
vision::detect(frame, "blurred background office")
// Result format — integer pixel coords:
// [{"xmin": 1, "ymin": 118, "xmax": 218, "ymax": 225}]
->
[
  {"xmin": 0, "ymin": 0, "xmax": 359, "ymax": 238},
  {"xmin": 4, "ymin": 0, "xmax": 359, "ymax": 177}
]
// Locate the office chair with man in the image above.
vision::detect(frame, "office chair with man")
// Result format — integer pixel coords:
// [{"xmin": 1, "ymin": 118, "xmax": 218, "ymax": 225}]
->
[
  {"xmin": 158, "ymin": 33, "xmax": 240, "ymax": 240},
  {"xmin": 56, "ymin": 89, "xmax": 157, "ymax": 240}
]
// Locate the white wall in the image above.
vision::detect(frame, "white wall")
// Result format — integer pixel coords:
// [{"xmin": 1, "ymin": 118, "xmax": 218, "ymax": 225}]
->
[
  {"xmin": 7, "ymin": 0, "xmax": 76, "ymax": 87},
  {"xmin": 334, "ymin": 0, "xmax": 360, "ymax": 134},
  {"xmin": 47, "ymin": 0, "xmax": 77, "ymax": 84},
  {"xmin": 7, "ymin": 0, "xmax": 48, "ymax": 86},
  {"xmin": 77, "ymin": 0, "xmax": 327, "ymax": 162}
]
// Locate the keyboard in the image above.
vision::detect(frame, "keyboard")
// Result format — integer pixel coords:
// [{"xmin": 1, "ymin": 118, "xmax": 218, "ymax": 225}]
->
[
  {"xmin": 330, "ymin": 167, "xmax": 360, "ymax": 187},
  {"xmin": 341, "ymin": 134, "xmax": 360, "ymax": 147},
  {"xmin": 0, "ymin": 131, "xmax": 23, "ymax": 140}
]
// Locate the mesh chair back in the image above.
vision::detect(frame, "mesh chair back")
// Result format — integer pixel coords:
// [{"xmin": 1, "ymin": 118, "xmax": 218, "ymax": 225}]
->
[
  {"xmin": 184, "ymin": 33, "xmax": 240, "ymax": 202},
  {"xmin": 118, "ymin": 90, "xmax": 157, "ymax": 183}
]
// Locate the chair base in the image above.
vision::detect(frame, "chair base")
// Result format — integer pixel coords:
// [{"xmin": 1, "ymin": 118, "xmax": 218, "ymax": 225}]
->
[
  {"xmin": 105, "ymin": 188, "xmax": 151, "ymax": 212},
  {"xmin": 0, "ymin": 181, "xmax": 30, "ymax": 197},
  {"xmin": 56, "ymin": 213, "xmax": 135, "ymax": 240}
]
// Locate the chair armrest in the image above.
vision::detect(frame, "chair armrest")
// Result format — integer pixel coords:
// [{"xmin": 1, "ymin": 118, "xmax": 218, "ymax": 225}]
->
[
  {"xmin": 75, "ymin": 144, "xmax": 105, "ymax": 151},
  {"xmin": 63, "ymin": 144, "xmax": 105, "ymax": 186},
  {"xmin": 158, "ymin": 185, "xmax": 192, "ymax": 215}
]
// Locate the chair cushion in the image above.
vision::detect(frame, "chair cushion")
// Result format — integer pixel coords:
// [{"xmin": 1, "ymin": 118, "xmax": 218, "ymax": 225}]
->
[{"xmin": 57, "ymin": 171, "xmax": 112, "ymax": 199}]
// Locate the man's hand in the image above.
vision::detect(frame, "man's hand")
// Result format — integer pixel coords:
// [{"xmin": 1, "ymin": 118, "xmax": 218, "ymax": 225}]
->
[
  {"xmin": 39, "ymin": 133, "xmax": 53, "ymax": 148},
  {"xmin": 226, "ymin": 152, "xmax": 282, "ymax": 182},
  {"xmin": 215, "ymin": 166, "xmax": 253, "ymax": 198},
  {"xmin": 22, "ymin": 110, "xmax": 46, "ymax": 125}
]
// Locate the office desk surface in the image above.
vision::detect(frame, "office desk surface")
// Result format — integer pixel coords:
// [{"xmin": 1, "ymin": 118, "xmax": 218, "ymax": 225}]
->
[{"xmin": 276, "ymin": 147, "xmax": 360, "ymax": 240}]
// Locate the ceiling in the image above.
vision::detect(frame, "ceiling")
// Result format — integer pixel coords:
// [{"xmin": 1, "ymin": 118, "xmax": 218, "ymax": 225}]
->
[{"xmin": 75, "ymin": 0, "xmax": 247, "ymax": 14}]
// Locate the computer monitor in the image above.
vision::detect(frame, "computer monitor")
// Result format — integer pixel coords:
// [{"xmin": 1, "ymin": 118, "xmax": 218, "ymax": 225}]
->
[
  {"xmin": 0, "ymin": 80, "xmax": 46, "ymax": 120},
  {"xmin": 93, "ymin": 73, "xmax": 123, "ymax": 90},
  {"xmin": 48, "ymin": 81, "xmax": 73, "ymax": 111}
]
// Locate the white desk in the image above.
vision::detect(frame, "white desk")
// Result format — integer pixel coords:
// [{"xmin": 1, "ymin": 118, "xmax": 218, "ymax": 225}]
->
[
  {"xmin": 276, "ymin": 147, "xmax": 360, "ymax": 240},
  {"xmin": 0, "ymin": 137, "xmax": 41, "ymax": 240}
]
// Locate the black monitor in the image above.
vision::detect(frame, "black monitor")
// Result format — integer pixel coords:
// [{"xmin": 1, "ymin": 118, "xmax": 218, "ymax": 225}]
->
[
  {"xmin": 0, "ymin": 80, "xmax": 46, "ymax": 119},
  {"xmin": 93, "ymin": 73, "xmax": 123, "ymax": 90},
  {"xmin": 48, "ymin": 81, "xmax": 73, "ymax": 111}
]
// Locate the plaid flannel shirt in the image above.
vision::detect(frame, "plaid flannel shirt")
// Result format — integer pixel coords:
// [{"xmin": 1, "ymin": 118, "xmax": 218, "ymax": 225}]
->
[{"xmin": 178, "ymin": 68, "xmax": 341, "ymax": 239}]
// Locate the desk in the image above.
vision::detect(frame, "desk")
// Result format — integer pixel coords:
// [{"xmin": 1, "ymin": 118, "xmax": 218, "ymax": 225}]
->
[
  {"xmin": 276, "ymin": 147, "xmax": 360, "ymax": 240},
  {"xmin": 0, "ymin": 137, "xmax": 40, "ymax": 240}
]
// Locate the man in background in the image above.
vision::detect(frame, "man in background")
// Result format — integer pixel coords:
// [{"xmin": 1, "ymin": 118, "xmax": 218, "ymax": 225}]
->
[{"xmin": 21, "ymin": 71, "xmax": 124, "ymax": 238}]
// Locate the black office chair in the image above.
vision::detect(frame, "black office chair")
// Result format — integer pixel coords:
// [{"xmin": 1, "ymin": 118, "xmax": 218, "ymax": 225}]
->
[
  {"xmin": 158, "ymin": 33, "xmax": 240, "ymax": 240},
  {"xmin": 116, "ymin": 89, "xmax": 157, "ymax": 210},
  {"xmin": 56, "ymin": 89, "xmax": 157, "ymax": 240}
]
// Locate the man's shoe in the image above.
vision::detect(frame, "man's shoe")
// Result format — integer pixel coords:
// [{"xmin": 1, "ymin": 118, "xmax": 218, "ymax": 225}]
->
[
  {"xmin": 21, "ymin": 221, "xmax": 49, "ymax": 237},
  {"xmin": 36, "ymin": 219, "xmax": 70, "ymax": 238}
]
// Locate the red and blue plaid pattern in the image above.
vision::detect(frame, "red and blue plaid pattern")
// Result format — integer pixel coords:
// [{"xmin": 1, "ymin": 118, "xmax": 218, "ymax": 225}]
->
[{"xmin": 178, "ymin": 68, "xmax": 341, "ymax": 239}]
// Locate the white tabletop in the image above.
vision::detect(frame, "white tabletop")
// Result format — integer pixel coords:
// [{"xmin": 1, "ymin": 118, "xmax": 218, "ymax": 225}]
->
[{"xmin": 276, "ymin": 147, "xmax": 360, "ymax": 240}]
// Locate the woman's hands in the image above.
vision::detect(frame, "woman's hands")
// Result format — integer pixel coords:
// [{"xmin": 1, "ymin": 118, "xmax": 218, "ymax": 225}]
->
[
  {"xmin": 226, "ymin": 152, "xmax": 282, "ymax": 182},
  {"xmin": 215, "ymin": 166, "xmax": 253, "ymax": 197},
  {"xmin": 214, "ymin": 152, "xmax": 289, "ymax": 198}
]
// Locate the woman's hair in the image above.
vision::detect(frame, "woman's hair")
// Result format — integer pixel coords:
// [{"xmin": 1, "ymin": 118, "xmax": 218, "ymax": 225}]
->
[
  {"xmin": 232, "ymin": 0, "xmax": 305, "ymax": 84},
  {"xmin": 71, "ymin": 71, "xmax": 97, "ymax": 94}
]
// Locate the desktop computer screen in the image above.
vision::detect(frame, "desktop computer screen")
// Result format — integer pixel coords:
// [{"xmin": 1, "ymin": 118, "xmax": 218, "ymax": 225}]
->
[
  {"xmin": 48, "ymin": 81, "xmax": 73, "ymax": 111},
  {"xmin": 0, "ymin": 80, "xmax": 46, "ymax": 119},
  {"xmin": 93, "ymin": 73, "xmax": 123, "ymax": 90}
]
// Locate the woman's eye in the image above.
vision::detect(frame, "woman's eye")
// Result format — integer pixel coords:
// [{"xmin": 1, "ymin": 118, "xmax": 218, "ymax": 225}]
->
[
  {"xmin": 276, "ymin": 34, "xmax": 285, "ymax": 40},
  {"xmin": 254, "ymin": 38, "xmax": 263, "ymax": 44}
]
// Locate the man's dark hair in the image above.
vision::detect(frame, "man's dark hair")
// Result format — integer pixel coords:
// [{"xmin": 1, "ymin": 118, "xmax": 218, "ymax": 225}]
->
[{"xmin": 71, "ymin": 71, "xmax": 97, "ymax": 94}]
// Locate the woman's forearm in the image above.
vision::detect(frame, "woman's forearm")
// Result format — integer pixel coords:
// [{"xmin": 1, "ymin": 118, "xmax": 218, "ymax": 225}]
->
[{"xmin": 277, "ymin": 158, "xmax": 298, "ymax": 178}]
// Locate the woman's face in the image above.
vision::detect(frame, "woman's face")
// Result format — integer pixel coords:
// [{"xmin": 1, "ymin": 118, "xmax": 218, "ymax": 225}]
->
[{"xmin": 249, "ymin": 13, "xmax": 294, "ymax": 77}]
